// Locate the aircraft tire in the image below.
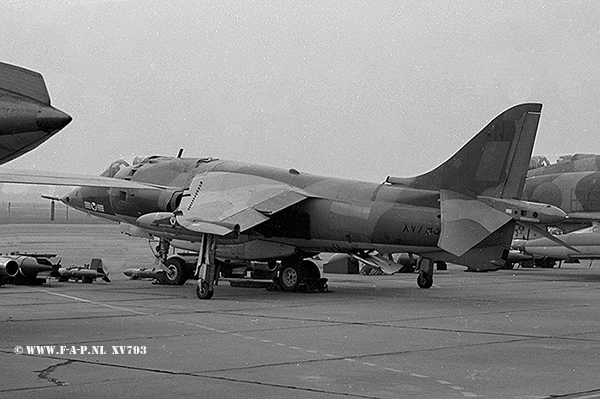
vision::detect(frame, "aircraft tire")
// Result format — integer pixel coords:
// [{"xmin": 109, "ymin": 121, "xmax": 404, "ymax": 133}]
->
[
  {"xmin": 164, "ymin": 258, "xmax": 186, "ymax": 285},
  {"xmin": 196, "ymin": 281, "xmax": 214, "ymax": 300},
  {"xmin": 279, "ymin": 263, "xmax": 303, "ymax": 291},
  {"xmin": 300, "ymin": 259, "xmax": 321, "ymax": 279},
  {"xmin": 417, "ymin": 271, "xmax": 433, "ymax": 289}
]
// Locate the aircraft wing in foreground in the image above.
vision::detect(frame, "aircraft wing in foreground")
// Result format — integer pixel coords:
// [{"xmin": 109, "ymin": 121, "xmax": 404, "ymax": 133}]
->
[
  {"xmin": 1, "ymin": 103, "xmax": 571, "ymax": 300},
  {"xmin": 0, "ymin": 62, "xmax": 72, "ymax": 164}
]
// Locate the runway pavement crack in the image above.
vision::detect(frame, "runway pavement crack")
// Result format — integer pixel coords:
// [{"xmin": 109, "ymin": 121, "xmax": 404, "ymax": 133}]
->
[
  {"xmin": 36, "ymin": 359, "xmax": 72, "ymax": 386},
  {"xmin": 544, "ymin": 387, "xmax": 600, "ymax": 398},
  {"xmin": 219, "ymin": 310, "xmax": 560, "ymax": 340},
  {"xmin": 31, "ymin": 357, "xmax": 394, "ymax": 399},
  {"xmin": 5, "ymin": 349, "xmax": 468, "ymax": 398},
  {"xmin": 220, "ymin": 302, "xmax": 593, "ymax": 326}
]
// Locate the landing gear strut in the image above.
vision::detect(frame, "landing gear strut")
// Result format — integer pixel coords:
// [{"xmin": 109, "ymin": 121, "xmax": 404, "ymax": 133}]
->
[
  {"xmin": 195, "ymin": 233, "xmax": 217, "ymax": 300},
  {"xmin": 157, "ymin": 237, "xmax": 170, "ymax": 264},
  {"xmin": 155, "ymin": 238, "xmax": 178, "ymax": 285},
  {"xmin": 416, "ymin": 258, "xmax": 434, "ymax": 289}
]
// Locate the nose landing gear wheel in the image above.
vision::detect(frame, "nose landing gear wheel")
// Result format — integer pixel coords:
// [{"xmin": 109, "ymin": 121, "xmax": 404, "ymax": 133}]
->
[
  {"xmin": 196, "ymin": 280, "xmax": 214, "ymax": 300},
  {"xmin": 417, "ymin": 271, "xmax": 433, "ymax": 289},
  {"xmin": 163, "ymin": 258, "xmax": 187, "ymax": 285}
]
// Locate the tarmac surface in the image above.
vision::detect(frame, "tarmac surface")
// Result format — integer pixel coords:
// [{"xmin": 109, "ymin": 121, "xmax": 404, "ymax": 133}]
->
[{"xmin": 2, "ymin": 224, "xmax": 600, "ymax": 399}]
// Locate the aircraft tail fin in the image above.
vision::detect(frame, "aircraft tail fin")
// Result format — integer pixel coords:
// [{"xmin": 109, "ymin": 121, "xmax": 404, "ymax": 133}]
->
[
  {"xmin": 0, "ymin": 61, "xmax": 51, "ymax": 105},
  {"xmin": 388, "ymin": 104, "xmax": 543, "ymax": 262},
  {"xmin": 387, "ymin": 103, "xmax": 542, "ymax": 199}
]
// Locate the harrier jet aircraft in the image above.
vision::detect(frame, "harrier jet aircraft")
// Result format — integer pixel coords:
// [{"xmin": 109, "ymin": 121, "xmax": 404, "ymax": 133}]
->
[
  {"xmin": 0, "ymin": 61, "xmax": 72, "ymax": 164},
  {"xmin": 525, "ymin": 153, "xmax": 600, "ymax": 225},
  {"xmin": 509, "ymin": 154, "xmax": 600, "ymax": 266},
  {"xmin": 513, "ymin": 221, "xmax": 600, "ymax": 265},
  {"xmin": 0, "ymin": 103, "xmax": 568, "ymax": 299}
]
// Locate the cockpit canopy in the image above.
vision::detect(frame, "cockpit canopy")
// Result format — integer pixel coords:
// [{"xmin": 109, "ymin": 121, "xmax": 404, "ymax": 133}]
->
[
  {"xmin": 100, "ymin": 159, "xmax": 130, "ymax": 178},
  {"xmin": 101, "ymin": 155, "xmax": 218, "ymax": 179},
  {"xmin": 132, "ymin": 155, "xmax": 162, "ymax": 165},
  {"xmin": 100, "ymin": 155, "xmax": 163, "ymax": 178},
  {"xmin": 529, "ymin": 153, "xmax": 597, "ymax": 170}
]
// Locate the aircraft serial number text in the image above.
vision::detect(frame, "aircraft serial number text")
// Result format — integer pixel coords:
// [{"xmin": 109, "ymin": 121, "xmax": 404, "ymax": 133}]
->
[{"xmin": 14, "ymin": 345, "xmax": 147, "ymax": 355}]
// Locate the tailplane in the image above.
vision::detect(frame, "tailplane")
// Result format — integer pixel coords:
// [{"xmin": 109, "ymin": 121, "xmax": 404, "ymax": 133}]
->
[{"xmin": 387, "ymin": 103, "xmax": 542, "ymax": 199}]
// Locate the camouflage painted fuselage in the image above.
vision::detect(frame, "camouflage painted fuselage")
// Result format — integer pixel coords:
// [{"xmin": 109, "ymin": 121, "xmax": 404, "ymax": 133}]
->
[
  {"xmin": 60, "ymin": 103, "xmax": 545, "ymax": 271},
  {"xmin": 65, "ymin": 156, "xmax": 445, "ymax": 257},
  {"xmin": 524, "ymin": 154, "xmax": 600, "ymax": 217}
]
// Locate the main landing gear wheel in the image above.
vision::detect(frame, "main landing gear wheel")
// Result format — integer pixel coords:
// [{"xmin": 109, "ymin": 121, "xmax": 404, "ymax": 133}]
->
[
  {"xmin": 164, "ymin": 258, "xmax": 187, "ymax": 285},
  {"xmin": 196, "ymin": 280, "xmax": 214, "ymax": 300},
  {"xmin": 279, "ymin": 263, "xmax": 302, "ymax": 291},
  {"xmin": 417, "ymin": 271, "xmax": 433, "ymax": 289}
]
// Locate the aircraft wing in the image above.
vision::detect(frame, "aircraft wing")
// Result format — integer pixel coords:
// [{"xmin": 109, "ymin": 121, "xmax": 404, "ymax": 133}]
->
[
  {"xmin": 0, "ymin": 169, "xmax": 176, "ymax": 190},
  {"xmin": 0, "ymin": 62, "xmax": 72, "ymax": 165},
  {"xmin": 175, "ymin": 172, "xmax": 308, "ymax": 235}
]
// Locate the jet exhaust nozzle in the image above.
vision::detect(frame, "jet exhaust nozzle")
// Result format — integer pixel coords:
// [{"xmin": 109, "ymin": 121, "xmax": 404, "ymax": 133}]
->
[
  {"xmin": 0, "ymin": 257, "xmax": 20, "ymax": 277},
  {"xmin": 0, "ymin": 256, "xmax": 54, "ymax": 278}
]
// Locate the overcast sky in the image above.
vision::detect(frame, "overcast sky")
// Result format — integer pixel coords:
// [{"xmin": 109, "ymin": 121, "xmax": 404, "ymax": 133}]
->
[{"xmin": 2, "ymin": 0, "xmax": 600, "ymax": 187}]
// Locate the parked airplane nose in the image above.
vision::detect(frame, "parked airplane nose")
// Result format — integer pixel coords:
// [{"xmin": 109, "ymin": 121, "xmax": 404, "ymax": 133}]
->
[
  {"xmin": 61, "ymin": 188, "xmax": 78, "ymax": 207},
  {"xmin": 36, "ymin": 106, "xmax": 72, "ymax": 132},
  {"xmin": 537, "ymin": 204, "xmax": 568, "ymax": 225}
]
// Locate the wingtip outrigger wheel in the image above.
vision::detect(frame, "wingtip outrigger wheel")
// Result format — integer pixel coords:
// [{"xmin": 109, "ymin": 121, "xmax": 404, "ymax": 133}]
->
[
  {"xmin": 416, "ymin": 258, "xmax": 434, "ymax": 289},
  {"xmin": 195, "ymin": 233, "xmax": 217, "ymax": 300},
  {"xmin": 196, "ymin": 280, "xmax": 214, "ymax": 300},
  {"xmin": 417, "ymin": 271, "xmax": 433, "ymax": 289}
]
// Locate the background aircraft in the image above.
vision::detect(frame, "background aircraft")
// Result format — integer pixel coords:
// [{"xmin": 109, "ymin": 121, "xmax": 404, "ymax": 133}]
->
[
  {"xmin": 0, "ymin": 61, "xmax": 72, "ymax": 165},
  {"xmin": 0, "ymin": 103, "xmax": 569, "ymax": 299},
  {"xmin": 513, "ymin": 222, "xmax": 600, "ymax": 266},
  {"xmin": 529, "ymin": 154, "xmax": 600, "ymax": 175},
  {"xmin": 524, "ymin": 153, "xmax": 600, "ymax": 227},
  {"xmin": 509, "ymin": 154, "xmax": 600, "ymax": 267}
]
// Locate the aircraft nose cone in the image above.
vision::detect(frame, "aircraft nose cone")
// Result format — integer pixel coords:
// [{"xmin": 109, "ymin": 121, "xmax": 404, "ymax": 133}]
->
[
  {"xmin": 36, "ymin": 106, "xmax": 72, "ymax": 132},
  {"xmin": 541, "ymin": 204, "xmax": 568, "ymax": 224},
  {"xmin": 61, "ymin": 188, "xmax": 77, "ymax": 206}
]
